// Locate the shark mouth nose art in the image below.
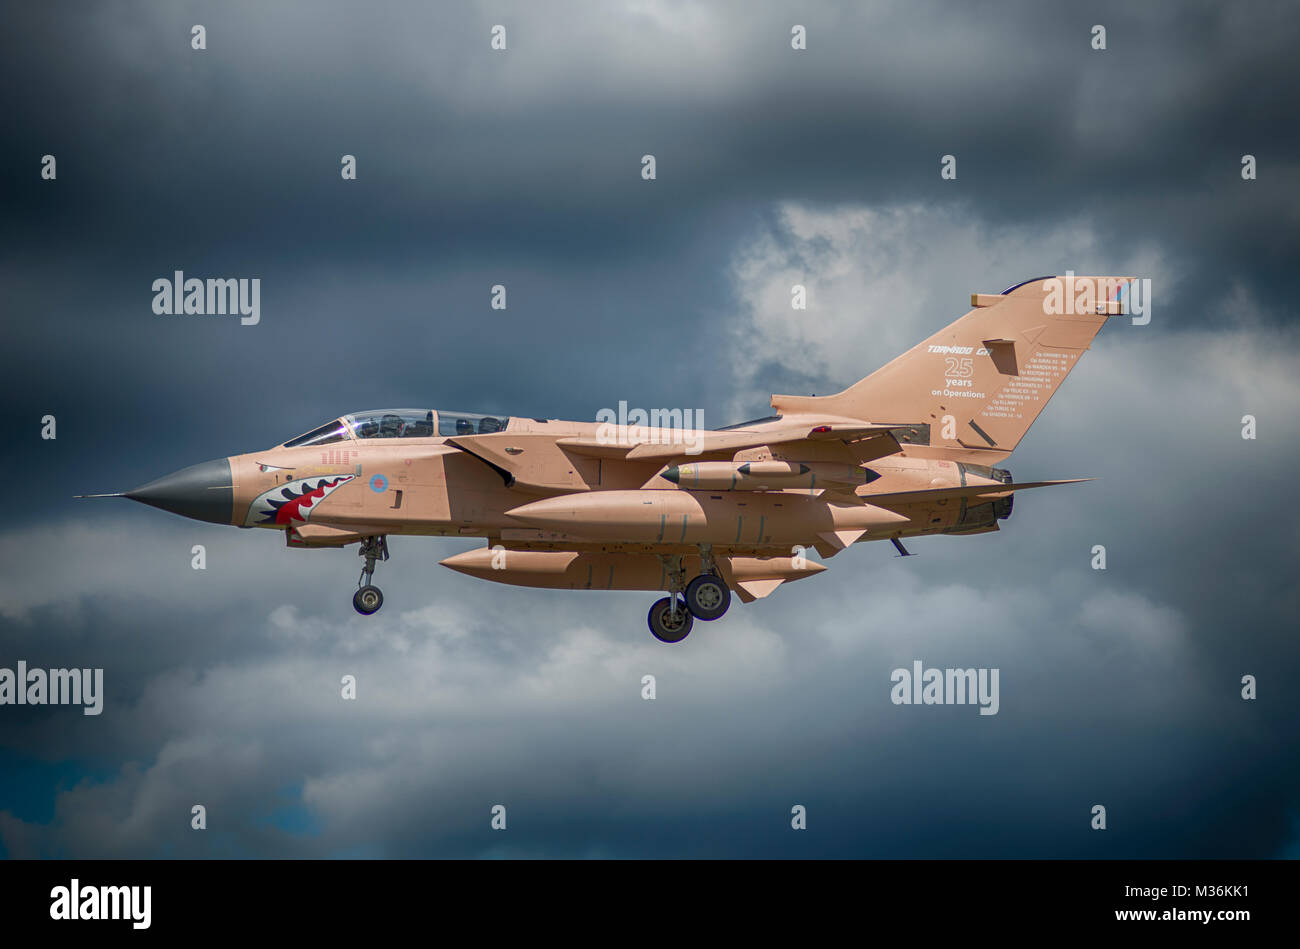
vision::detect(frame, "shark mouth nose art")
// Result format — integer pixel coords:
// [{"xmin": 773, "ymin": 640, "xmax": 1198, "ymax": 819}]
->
[{"xmin": 245, "ymin": 475, "xmax": 356, "ymax": 527}]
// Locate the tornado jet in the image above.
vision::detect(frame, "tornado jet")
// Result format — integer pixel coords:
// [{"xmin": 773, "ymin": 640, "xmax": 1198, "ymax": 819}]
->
[{"xmin": 82, "ymin": 275, "xmax": 1132, "ymax": 643}]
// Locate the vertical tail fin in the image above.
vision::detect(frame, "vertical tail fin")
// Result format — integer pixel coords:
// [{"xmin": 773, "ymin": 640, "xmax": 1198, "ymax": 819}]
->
[{"xmin": 770, "ymin": 275, "xmax": 1135, "ymax": 461}]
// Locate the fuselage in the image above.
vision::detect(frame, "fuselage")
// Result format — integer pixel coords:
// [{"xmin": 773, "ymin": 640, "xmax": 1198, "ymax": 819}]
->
[{"xmin": 134, "ymin": 409, "xmax": 1012, "ymax": 561}]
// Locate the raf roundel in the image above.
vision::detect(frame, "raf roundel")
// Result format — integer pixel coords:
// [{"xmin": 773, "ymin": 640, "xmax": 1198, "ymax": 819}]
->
[{"xmin": 369, "ymin": 474, "xmax": 388, "ymax": 493}]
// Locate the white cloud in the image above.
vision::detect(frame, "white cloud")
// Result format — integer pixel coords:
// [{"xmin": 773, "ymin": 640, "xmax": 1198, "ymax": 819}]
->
[{"xmin": 724, "ymin": 201, "xmax": 1174, "ymax": 420}]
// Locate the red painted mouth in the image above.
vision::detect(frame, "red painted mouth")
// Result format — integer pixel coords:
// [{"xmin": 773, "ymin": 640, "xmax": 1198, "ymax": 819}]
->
[{"xmin": 248, "ymin": 475, "xmax": 355, "ymax": 527}]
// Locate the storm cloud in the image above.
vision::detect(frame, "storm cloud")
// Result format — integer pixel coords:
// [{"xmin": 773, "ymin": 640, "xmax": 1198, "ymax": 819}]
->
[{"xmin": 1, "ymin": 0, "xmax": 1297, "ymax": 857}]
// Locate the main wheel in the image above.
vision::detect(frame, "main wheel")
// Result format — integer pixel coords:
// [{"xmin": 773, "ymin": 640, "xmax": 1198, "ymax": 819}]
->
[
  {"xmin": 648, "ymin": 596, "xmax": 694, "ymax": 643},
  {"xmin": 685, "ymin": 573, "xmax": 731, "ymax": 621},
  {"xmin": 353, "ymin": 585, "xmax": 384, "ymax": 615}
]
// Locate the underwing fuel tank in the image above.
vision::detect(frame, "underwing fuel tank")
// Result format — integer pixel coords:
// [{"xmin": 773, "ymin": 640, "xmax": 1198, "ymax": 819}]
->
[
  {"xmin": 662, "ymin": 461, "xmax": 878, "ymax": 491},
  {"xmin": 440, "ymin": 548, "xmax": 826, "ymax": 592},
  {"xmin": 504, "ymin": 488, "xmax": 908, "ymax": 545}
]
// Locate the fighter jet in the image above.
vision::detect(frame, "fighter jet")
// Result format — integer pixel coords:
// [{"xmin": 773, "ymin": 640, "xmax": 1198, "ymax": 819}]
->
[{"xmin": 81, "ymin": 275, "xmax": 1132, "ymax": 642}]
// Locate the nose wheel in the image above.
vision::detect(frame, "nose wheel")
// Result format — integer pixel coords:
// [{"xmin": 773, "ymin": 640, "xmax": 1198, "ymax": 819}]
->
[
  {"xmin": 353, "ymin": 536, "xmax": 388, "ymax": 615},
  {"xmin": 353, "ymin": 585, "xmax": 384, "ymax": 615}
]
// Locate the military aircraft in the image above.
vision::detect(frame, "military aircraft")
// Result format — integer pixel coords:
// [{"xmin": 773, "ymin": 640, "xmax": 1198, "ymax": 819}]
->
[{"xmin": 81, "ymin": 275, "xmax": 1132, "ymax": 642}]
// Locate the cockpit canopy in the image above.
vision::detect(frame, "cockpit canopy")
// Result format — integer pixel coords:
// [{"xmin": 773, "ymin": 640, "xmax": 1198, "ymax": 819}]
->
[
  {"xmin": 345, "ymin": 409, "xmax": 436, "ymax": 439},
  {"xmin": 281, "ymin": 409, "xmax": 512, "ymax": 448}
]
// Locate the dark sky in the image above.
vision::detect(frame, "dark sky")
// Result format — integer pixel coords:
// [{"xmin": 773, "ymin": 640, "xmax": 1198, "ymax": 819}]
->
[{"xmin": 1, "ymin": 0, "xmax": 1297, "ymax": 857}]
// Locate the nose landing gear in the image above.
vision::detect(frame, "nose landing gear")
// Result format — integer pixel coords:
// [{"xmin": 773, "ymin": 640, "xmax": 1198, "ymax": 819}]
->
[{"xmin": 353, "ymin": 535, "xmax": 389, "ymax": 615}]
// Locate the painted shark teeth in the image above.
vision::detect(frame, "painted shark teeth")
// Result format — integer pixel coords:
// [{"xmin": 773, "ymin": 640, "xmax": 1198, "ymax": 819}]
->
[{"xmin": 244, "ymin": 475, "xmax": 355, "ymax": 527}]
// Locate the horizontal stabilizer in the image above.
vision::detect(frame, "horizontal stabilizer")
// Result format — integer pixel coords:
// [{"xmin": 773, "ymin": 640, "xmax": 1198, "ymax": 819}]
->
[{"xmin": 866, "ymin": 478, "xmax": 1093, "ymax": 507}]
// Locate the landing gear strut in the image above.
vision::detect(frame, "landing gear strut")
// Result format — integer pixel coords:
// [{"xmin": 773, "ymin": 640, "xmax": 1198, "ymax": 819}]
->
[
  {"xmin": 648, "ymin": 555, "xmax": 692, "ymax": 643},
  {"xmin": 648, "ymin": 596, "xmax": 693, "ymax": 643},
  {"xmin": 646, "ymin": 548, "xmax": 733, "ymax": 642},
  {"xmin": 685, "ymin": 573, "xmax": 730, "ymax": 621},
  {"xmin": 684, "ymin": 544, "xmax": 731, "ymax": 621},
  {"xmin": 353, "ymin": 535, "xmax": 389, "ymax": 615}
]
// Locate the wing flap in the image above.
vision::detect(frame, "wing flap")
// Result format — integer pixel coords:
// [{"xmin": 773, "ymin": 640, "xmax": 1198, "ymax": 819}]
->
[
  {"xmin": 735, "ymin": 578, "xmax": 784, "ymax": 601},
  {"xmin": 558, "ymin": 420, "xmax": 916, "ymax": 464}
]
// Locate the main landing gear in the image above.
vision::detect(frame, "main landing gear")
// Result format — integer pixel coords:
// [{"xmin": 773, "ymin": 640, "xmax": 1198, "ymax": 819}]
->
[
  {"xmin": 647, "ymin": 549, "xmax": 732, "ymax": 644},
  {"xmin": 684, "ymin": 573, "xmax": 731, "ymax": 620},
  {"xmin": 647, "ymin": 596, "xmax": 693, "ymax": 644},
  {"xmin": 353, "ymin": 535, "xmax": 389, "ymax": 615}
]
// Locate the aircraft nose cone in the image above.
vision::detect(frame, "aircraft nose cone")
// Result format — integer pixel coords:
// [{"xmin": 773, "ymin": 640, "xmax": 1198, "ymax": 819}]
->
[{"xmin": 126, "ymin": 458, "xmax": 234, "ymax": 525}]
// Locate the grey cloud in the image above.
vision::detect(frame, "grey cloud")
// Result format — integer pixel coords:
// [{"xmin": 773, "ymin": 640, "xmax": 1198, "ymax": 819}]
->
[
  {"xmin": 2, "ymin": 323, "xmax": 1297, "ymax": 857},
  {"xmin": 1, "ymin": 0, "xmax": 1296, "ymax": 859}
]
